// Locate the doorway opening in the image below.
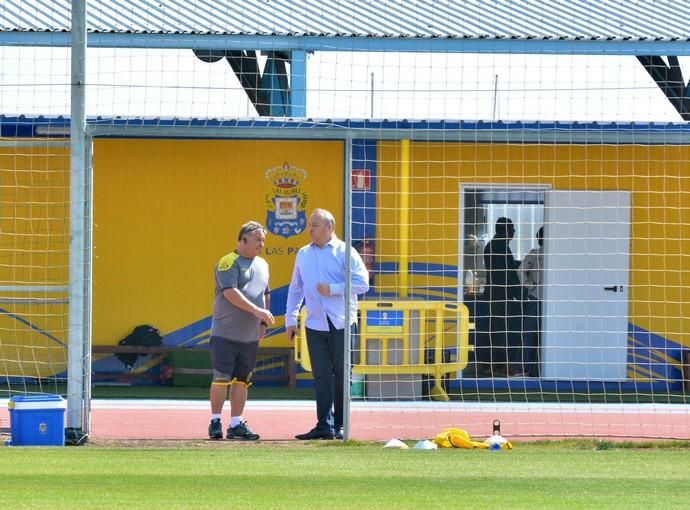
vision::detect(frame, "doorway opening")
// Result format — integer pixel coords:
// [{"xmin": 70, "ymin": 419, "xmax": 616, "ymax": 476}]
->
[{"xmin": 459, "ymin": 184, "xmax": 547, "ymax": 299}]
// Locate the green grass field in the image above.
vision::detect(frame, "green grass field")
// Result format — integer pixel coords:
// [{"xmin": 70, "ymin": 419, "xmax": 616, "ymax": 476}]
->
[{"xmin": 1, "ymin": 441, "xmax": 690, "ymax": 509}]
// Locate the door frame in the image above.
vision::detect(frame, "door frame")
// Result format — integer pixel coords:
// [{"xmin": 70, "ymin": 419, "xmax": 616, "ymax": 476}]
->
[{"xmin": 458, "ymin": 183, "xmax": 551, "ymax": 299}]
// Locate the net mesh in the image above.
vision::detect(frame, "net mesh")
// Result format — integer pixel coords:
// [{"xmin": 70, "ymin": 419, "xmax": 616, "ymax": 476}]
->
[{"xmin": 0, "ymin": 22, "xmax": 688, "ymax": 440}]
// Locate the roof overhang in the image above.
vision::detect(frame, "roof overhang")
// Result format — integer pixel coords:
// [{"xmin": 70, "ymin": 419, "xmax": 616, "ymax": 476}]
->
[
  {"xmin": 1, "ymin": 0, "xmax": 689, "ymax": 55},
  {"xmin": 2, "ymin": 31, "xmax": 690, "ymax": 55},
  {"xmin": 4, "ymin": 117, "xmax": 690, "ymax": 145}
]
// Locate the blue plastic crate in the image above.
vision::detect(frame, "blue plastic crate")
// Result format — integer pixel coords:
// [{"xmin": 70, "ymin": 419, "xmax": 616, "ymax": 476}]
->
[{"xmin": 8, "ymin": 394, "xmax": 65, "ymax": 446}]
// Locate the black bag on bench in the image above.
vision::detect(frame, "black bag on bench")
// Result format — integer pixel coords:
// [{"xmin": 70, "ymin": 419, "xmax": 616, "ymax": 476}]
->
[{"xmin": 116, "ymin": 324, "xmax": 163, "ymax": 369}]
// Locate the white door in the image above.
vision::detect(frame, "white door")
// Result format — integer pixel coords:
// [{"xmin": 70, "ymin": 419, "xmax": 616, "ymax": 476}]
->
[{"xmin": 542, "ymin": 190, "xmax": 630, "ymax": 380}]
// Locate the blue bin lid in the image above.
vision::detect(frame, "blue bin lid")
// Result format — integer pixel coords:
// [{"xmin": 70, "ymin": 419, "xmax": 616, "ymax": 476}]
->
[
  {"xmin": 7, "ymin": 394, "xmax": 65, "ymax": 411},
  {"xmin": 9, "ymin": 394, "xmax": 65, "ymax": 410},
  {"xmin": 10, "ymin": 394, "xmax": 63, "ymax": 403}
]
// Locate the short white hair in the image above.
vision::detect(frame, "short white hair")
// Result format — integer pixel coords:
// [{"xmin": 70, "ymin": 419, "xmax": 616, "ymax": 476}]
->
[{"xmin": 311, "ymin": 208, "xmax": 336, "ymax": 229}]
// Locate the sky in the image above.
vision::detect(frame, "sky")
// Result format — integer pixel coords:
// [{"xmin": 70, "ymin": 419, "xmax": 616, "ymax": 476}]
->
[{"xmin": 0, "ymin": 46, "xmax": 686, "ymax": 123}]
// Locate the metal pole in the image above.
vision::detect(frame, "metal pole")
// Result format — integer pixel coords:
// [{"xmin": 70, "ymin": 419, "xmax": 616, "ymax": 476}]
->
[
  {"xmin": 67, "ymin": 0, "xmax": 89, "ymax": 442},
  {"xmin": 83, "ymin": 135, "xmax": 94, "ymax": 435},
  {"xmin": 343, "ymin": 136, "xmax": 353, "ymax": 440},
  {"xmin": 492, "ymin": 73, "xmax": 499, "ymax": 120},
  {"xmin": 290, "ymin": 51, "xmax": 307, "ymax": 117},
  {"xmin": 370, "ymin": 72, "xmax": 374, "ymax": 118}
]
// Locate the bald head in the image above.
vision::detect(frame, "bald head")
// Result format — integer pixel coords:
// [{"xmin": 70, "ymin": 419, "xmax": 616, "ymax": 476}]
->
[{"xmin": 308, "ymin": 208, "xmax": 336, "ymax": 247}]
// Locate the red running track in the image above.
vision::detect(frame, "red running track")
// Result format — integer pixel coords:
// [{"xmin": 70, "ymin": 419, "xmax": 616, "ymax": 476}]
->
[{"xmin": 4, "ymin": 400, "xmax": 687, "ymax": 442}]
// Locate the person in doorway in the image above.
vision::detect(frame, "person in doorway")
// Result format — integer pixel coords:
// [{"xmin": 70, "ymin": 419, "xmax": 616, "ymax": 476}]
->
[
  {"xmin": 519, "ymin": 226, "xmax": 544, "ymax": 377},
  {"xmin": 285, "ymin": 208, "xmax": 370, "ymax": 440},
  {"xmin": 480, "ymin": 217, "xmax": 525, "ymax": 377},
  {"xmin": 353, "ymin": 239, "xmax": 376, "ymax": 289},
  {"xmin": 208, "ymin": 221, "xmax": 275, "ymax": 440}
]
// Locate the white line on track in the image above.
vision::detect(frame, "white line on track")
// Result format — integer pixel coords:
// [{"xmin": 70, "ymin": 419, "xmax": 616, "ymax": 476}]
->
[{"xmin": 87, "ymin": 399, "xmax": 690, "ymax": 414}]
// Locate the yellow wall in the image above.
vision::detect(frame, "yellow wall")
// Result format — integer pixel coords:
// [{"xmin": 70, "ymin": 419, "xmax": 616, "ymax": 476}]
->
[
  {"xmin": 378, "ymin": 142, "xmax": 690, "ymax": 347},
  {"xmin": 2, "ymin": 137, "xmax": 689, "ymax": 378},
  {"xmin": 92, "ymin": 139, "xmax": 344, "ymax": 347}
]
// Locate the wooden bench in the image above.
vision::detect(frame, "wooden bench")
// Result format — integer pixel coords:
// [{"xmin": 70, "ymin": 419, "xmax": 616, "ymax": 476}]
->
[{"xmin": 92, "ymin": 345, "xmax": 296, "ymax": 388}]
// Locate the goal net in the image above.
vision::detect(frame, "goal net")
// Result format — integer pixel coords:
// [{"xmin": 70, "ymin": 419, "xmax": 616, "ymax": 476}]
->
[
  {"xmin": 0, "ymin": 140, "xmax": 72, "ymax": 401},
  {"xmin": 350, "ymin": 133, "xmax": 689, "ymax": 441},
  {"xmin": 0, "ymin": 6, "xmax": 688, "ymax": 443}
]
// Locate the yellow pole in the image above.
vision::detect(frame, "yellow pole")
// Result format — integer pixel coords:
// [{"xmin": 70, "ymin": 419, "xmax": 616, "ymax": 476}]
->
[
  {"xmin": 431, "ymin": 306, "xmax": 450, "ymax": 401},
  {"xmin": 399, "ymin": 139, "xmax": 410, "ymax": 298}
]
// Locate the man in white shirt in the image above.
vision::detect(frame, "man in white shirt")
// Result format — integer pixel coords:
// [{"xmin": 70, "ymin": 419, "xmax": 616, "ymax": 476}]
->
[
  {"xmin": 521, "ymin": 226, "xmax": 543, "ymax": 301},
  {"xmin": 285, "ymin": 208, "xmax": 369, "ymax": 440},
  {"xmin": 519, "ymin": 226, "xmax": 544, "ymax": 377}
]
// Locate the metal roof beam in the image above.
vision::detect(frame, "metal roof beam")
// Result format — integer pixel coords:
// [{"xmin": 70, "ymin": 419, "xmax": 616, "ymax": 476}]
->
[
  {"xmin": 1, "ymin": 32, "xmax": 689, "ymax": 56},
  {"xmin": 83, "ymin": 123, "xmax": 690, "ymax": 145},
  {"xmin": 193, "ymin": 49, "xmax": 301, "ymax": 117},
  {"xmin": 223, "ymin": 50, "xmax": 268, "ymax": 116},
  {"xmin": 637, "ymin": 55, "xmax": 690, "ymax": 121},
  {"xmin": 259, "ymin": 55, "xmax": 290, "ymax": 117}
]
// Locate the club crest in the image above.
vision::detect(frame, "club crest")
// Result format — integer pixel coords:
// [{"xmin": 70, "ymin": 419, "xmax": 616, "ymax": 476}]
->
[{"xmin": 265, "ymin": 162, "xmax": 309, "ymax": 238}]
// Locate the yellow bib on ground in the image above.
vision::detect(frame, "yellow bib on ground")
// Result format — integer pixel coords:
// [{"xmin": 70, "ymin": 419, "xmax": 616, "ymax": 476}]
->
[
  {"xmin": 433, "ymin": 428, "xmax": 513, "ymax": 450},
  {"xmin": 433, "ymin": 428, "xmax": 488, "ymax": 449}
]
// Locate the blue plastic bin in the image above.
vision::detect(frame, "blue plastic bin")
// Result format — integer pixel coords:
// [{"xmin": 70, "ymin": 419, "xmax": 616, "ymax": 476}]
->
[{"xmin": 8, "ymin": 394, "xmax": 66, "ymax": 446}]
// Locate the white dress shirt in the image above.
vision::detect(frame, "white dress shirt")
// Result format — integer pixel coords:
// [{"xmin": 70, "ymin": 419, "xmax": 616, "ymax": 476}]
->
[{"xmin": 285, "ymin": 237, "xmax": 370, "ymax": 331}]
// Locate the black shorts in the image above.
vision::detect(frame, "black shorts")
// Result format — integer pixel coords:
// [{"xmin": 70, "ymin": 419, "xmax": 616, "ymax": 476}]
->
[{"xmin": 209, "ymin": 336, "xmax": 259, "ymax": 384}]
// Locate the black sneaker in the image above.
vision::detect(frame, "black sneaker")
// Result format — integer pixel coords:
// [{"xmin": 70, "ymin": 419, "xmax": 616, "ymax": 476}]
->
[
  {"xmin": 208, "ymin": 419, "xmax": 223, "ymax": 440},
  {"xmin": 226, "ymin": 421, "xmax": 260, "ymax": 441},
  {"xmin": 295, "ymin": 427, "xmax": 335, "ymax": 440}
]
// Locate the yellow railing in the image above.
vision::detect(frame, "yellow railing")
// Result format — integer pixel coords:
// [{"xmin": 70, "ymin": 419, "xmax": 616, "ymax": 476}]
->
[
  {"xmin": 293, "ymin": 311, "xmax": 312, "ymax": 372},
  {"xmin": 294, "ymin": 300, "xmax": 473, "ymax": 401}
]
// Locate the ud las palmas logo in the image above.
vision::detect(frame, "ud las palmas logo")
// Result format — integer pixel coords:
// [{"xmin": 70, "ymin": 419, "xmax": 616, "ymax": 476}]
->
[{"xmin": 265, "ymin": 162, "xmax": 308, "ymax": 238}]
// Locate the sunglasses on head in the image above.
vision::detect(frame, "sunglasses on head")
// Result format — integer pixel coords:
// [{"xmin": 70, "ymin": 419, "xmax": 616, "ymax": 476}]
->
[{"xmin": 240, "ymin": 223, "xmax": 265, "ymax": 239}]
